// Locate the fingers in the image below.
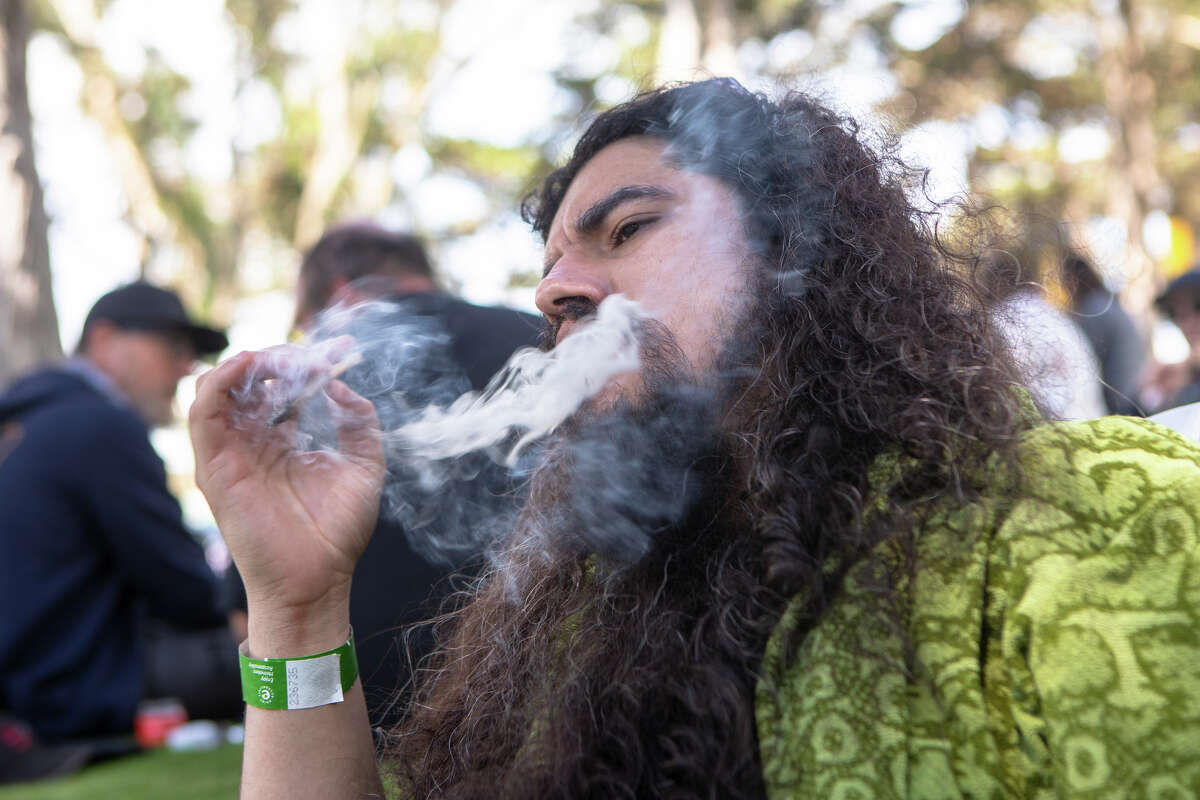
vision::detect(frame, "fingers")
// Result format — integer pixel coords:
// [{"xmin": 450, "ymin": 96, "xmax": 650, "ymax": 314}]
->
[
  {"xmin": 190, "ymin": 348, "xmax": 380, "ymax": 489},
  {"xmin": 327, "ymin": 380, "xmax": 385, "ymax": 472},
  {"xmin": 193, "ymin": 346, "xmax": 336, "ymax": 427},
  {"xmin": 191, "ymin": 351, "xmax": 258, "ymax": 424},
  {"xmin": 190, "ymin": 350, "xmax": 302, "ymax": 467},
  {"xmin": 323, "ymin": 335, "xmax": 358, "ymax": 363},
  {"xmin": 190, "ymin": 352, "xmax": 258, "ymax": 466}
]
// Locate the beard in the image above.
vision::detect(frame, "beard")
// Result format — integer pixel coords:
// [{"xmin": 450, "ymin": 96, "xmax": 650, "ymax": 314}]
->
[
  {"xmin": 509, "ymin": 317, "xmax": 729, "ymax": 569},
  {"xmin": 393, "ymin": 302, "xmax": 772, "ymax": 799}
]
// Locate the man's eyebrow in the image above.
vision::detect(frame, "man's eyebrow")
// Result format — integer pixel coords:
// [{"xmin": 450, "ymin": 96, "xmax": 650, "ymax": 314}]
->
[
  {"xmin": 574, "ymin": 184, "xmax": 675, "ymax": 237},
  {"xmin": 542, "ymin": 184, "xmax": 676, "ymax": 276}
]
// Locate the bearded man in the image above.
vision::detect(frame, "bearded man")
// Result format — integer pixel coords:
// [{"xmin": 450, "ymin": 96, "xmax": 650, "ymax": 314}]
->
[{"xmin": 191, "ymin": 80, "xmax": 1200, "ymax": 799}]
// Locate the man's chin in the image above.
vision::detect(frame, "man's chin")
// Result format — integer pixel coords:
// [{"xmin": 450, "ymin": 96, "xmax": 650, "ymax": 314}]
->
[{"xmin": 143, "ymin": 402, "xmax": 176, "ymax": 429}]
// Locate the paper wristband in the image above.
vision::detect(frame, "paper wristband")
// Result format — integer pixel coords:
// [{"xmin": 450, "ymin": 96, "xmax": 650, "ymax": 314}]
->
[{"xmin": 239, "ymin": 631, "xmax": 358, "ymax": 710}]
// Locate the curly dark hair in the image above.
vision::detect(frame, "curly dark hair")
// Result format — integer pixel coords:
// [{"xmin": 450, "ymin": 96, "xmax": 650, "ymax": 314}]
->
[{"xmin": 388, "ymin": 79, "xmax": 1032, "ymax": 798}]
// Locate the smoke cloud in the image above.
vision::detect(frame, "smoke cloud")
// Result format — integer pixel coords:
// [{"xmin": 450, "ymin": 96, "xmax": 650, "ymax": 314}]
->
[
  {"xmin": 229, "ymin": 294, "xmax": 666, "ymax": 567},
  {"xmin": 386, "ymin": 294, "xmax": 642, "ymax": 466}
]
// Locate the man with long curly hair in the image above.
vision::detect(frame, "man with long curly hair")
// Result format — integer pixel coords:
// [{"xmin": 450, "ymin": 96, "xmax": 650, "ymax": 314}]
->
[{"xmin": 191, "ymin": 79, "xmax": 1200, "ymax": 798}]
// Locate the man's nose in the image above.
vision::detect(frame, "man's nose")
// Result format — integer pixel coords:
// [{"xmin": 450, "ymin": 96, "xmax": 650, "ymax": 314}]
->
[{"xmin": 534, "ymin": 257, "xmax": 611, "ymax": 319}]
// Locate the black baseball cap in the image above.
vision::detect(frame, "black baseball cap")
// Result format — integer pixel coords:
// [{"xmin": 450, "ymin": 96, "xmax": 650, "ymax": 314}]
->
[
  {"xmin": 83, "ymin": 281, "xmax": 228, "ymax": 356},
  {"xmin": 1156, "ymin": 266, "xmax": 1200, "ymax": 311}
]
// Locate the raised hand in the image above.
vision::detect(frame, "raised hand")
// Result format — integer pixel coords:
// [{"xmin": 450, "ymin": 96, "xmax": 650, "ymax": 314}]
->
[{"xmin": 189, "ymin": 349, "xmax": 385, "ymax": 648}]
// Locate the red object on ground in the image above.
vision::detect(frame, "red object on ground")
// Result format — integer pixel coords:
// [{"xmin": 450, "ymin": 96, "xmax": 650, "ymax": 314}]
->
[
  {"xmin": 134, "ymin": 699, "xmax": 188, "ymax": 748},
  {"xmin": 0, "ymin": 716, "xmax": 92, "ymax": 785}
]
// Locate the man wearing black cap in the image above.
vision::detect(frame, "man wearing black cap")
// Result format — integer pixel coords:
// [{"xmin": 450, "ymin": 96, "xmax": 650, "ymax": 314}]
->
[{"xmin": 0, "ymin": 281, "xmax": 240, "ymax": 753}]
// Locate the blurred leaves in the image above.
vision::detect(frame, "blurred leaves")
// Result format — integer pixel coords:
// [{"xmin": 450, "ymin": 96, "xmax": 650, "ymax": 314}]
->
[{"xmin": 19, "ymin": 0, "xmax": 1200, "ymax": 326}]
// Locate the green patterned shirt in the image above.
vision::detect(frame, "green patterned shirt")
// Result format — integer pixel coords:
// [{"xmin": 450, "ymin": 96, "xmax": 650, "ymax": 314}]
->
[{"xmin": 756, "ymin": 416, "xmax": 1200, "ymax": 798}]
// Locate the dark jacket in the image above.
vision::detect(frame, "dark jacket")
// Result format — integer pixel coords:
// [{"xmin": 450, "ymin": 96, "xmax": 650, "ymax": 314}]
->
[
  {"xmin": 1072, "ymin": 289, "xmax": 1147, "ymax": 415},
  {"xmin": 0, "ymin": 366, "xmax": 224, "ymax": 741}
]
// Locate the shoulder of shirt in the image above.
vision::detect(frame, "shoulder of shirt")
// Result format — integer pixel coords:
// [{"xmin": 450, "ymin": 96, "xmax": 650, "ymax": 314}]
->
[
  {"xmin": 983, "ymin": 415, "xmax": 1200, "ymax": 564},
  {"xmin": 1016, "ymin": 414, "xmax": 1200, "ymax": 479}
]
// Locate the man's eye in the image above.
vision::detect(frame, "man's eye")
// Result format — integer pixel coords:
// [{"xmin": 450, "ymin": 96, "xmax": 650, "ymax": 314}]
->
[{"xmin": 613, "ymin": 218, "xmax": 652, "ymax": 246}]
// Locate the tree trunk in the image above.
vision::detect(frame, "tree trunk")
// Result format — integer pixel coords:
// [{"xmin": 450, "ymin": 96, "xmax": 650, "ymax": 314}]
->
[
  {"xmin": 293, "ymin": 46, "xmax": 377, "ymax": 251},
  {"xmin": 1097, "ymin": 0, "xmax": 1163, "ymax": 324},
  {"xmin": 702, "ymin": 0, "xmax": 740, "ymax": 80},
  {"xmin": 0, "ymin": 0, "xmax": 60, "ymax": 388},
  {"xmin": 49, "ymin": 0, "xmax": 244, "ymax": 323},
  {"xmin": 657, "ymin": 0, "xmax": 702, "ymax": 84}
]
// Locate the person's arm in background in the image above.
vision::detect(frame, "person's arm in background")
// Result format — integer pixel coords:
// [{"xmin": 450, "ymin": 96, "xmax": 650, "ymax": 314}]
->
[
  {"xmin": 75, "ymin": 406, "xmax": 225, "ymax": 626},
  {"xmin": 191, "ymin": 351, "xmax": 385, "ymax": 800}
]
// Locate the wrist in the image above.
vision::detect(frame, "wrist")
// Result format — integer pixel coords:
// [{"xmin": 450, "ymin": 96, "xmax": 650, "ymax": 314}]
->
[{"xmin": 246, "ymin": 595, "xmax": 351, "ymax": 659}]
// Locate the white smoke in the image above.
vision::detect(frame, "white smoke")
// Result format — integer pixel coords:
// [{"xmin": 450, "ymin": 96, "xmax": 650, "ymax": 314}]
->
[
  {"xmin": 229, "ymin": 294, "xmax": 647, "ymax": 566},
  {"xmin": 389, "ymin": 294, "xmax": 642, "ymax": 466}
]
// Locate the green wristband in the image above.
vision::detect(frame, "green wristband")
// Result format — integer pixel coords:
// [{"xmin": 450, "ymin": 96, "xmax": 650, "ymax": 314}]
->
[{"xmin": 239, "ymin": 630, "xmax": 358, "ymax": 710}]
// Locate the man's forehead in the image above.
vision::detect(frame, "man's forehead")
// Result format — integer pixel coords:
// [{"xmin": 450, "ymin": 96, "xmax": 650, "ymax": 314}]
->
[
  {"xmin": 548, "ymin": 139, "xmax": 691, "ymax": 238},
  {"xmin": 560, "ymin": 140, "xmax": 677, "ymax": 204}
]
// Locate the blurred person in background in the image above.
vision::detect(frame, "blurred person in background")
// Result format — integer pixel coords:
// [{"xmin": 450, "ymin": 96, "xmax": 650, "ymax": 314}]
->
[
  {"xmin": 0, "ymin": 282, "xmax": 240, "ymax": 744},
  {"xmin": 194, "ymin": 81, "xmax": 1200, "ymax": 798},
  {"xmin": 224, "ymin": 222, "xmax": 543, "ymax": 728},
  {"xmin": 980, "ymin": 249, "xmax": 1106, "ymax": 420},
  {"xmin": 1061, "ymin": 251, "xmax": 1147, "ymax": 415},
  {"xmin": 1144, "ymin": 266, "xmax": 1200, "ymax": 412}
]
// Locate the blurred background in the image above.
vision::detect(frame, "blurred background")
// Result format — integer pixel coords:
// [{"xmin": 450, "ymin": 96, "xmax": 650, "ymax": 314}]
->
[{"xmin": 4, "ymin": 0, "xmax": 1200, "ymax": 538}]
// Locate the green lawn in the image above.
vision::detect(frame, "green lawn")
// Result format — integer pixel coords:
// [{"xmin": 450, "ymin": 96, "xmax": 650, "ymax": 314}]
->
[{"xmin": 0, "ymin": 744, "xmax": 242, "ymax": 800}]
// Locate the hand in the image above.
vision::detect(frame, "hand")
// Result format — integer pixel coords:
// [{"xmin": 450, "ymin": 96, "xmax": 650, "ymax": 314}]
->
[{"xmin": 189, "ymin": 350, "xmax": 384, "ymax": 645}]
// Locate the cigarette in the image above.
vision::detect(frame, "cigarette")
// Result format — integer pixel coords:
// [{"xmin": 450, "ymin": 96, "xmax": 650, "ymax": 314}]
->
[{"xmin": 268, "ymin": 351, "xmax": 364, "ymax": 427}]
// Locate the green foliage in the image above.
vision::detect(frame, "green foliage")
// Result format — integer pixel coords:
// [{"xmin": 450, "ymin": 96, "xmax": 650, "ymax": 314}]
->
[
  {"xmin": 128, "ymin": 54, "xmax": 197, "ymax": 145},
  {"xmin": 431, "ymin": 139, "xmax": 542, "ymax": 187},
  {"xmin": 225, "ymin": 0, "xmax": 294, "ymax": 87},
  {"xmin": 26, "ymin": 0, "xmax": 1200, "ymax": 318},
  {"xmin": 741, "ymin": 0, "xmax": 807, "ymax": 32},
  {"xmin": 258, "ymin": 101, "xmax": 321, "ymax": 243},
  {"xmin": 26, "ymin": 0, "xmax": 61, "ymax": 34},
  {"xmin": 507, "ymin": 268, "xmax": 542, "ymax": 289},
  {"xmin": 350, "ymin": 28, "xmax": 439, "ymax": 81}
]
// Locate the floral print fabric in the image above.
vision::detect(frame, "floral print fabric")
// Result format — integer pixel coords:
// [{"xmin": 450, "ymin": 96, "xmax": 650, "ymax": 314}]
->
[{"xmin": 757, "ymin": 416, "xmax": 1200, "ymax": 798}]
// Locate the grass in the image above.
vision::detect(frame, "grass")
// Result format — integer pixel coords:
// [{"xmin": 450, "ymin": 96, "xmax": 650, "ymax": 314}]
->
[{"xmin": 0, "ymin": 744, "xmax": 242, "ymax": 800}]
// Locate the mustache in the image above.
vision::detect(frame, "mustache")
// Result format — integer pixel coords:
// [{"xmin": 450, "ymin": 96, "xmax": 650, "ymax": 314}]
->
[
  {"xmin": 540, "ymin": 298, "xmax": 689, "ymax": 383},
  {"xmin": 540, "ymin": 297, "xmax": 599, "ymax": 352}
]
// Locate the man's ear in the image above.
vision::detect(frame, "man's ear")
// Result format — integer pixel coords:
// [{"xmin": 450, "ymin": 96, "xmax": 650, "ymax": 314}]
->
[
  {"xmin": 327, "ymin": 277, "xmax": 373, "ymax": 312},
  {"xmin": 292, "ymin": 276, "xmax": 357, "ymax": 331}
]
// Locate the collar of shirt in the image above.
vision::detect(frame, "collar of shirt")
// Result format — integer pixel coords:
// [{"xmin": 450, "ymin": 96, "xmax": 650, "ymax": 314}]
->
[{"xmin": 63, "ymin": 356, "xmax": 132, "ymax": 410}]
